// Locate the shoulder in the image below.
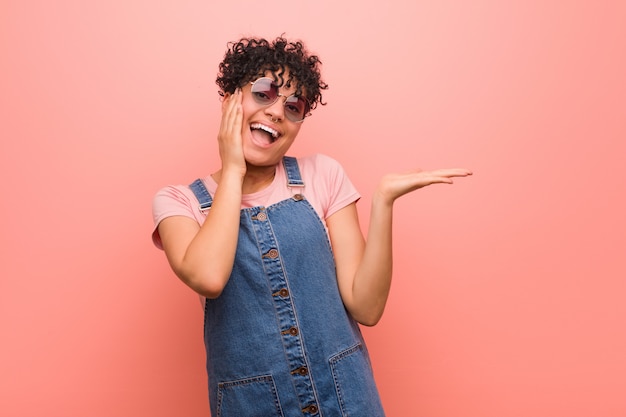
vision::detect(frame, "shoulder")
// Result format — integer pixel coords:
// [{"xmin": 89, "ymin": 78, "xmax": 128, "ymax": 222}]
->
[
  {"xmin": 296, "ymin": 153, "xmax": 342, "ymax": 167},
  {"xmin": 152, "ymin": 180, "xmax": 210, "ymax": 223},
  {"xmin": 295, "ymin": 153, "xmax": 346, "ymax": 180},
  {"xmin": 153, "ymin": 184, "xmax": 196, "ymax": 209},
  {"xmin": 291, "ymin": 154, "xmax": 360, "ymax": 219},
  {"xmin": 151, "ymin": 181, "xmax": 208, "ymax": 249}
]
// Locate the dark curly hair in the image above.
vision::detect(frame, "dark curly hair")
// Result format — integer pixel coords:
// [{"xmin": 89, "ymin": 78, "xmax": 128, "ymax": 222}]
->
[{"xmin": 216, "ymin": 36, "xmax": 328, "ymax": 112}]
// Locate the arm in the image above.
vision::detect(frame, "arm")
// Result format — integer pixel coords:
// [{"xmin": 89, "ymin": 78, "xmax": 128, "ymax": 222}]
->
[
  {"xmin": 329, "ymin": 168, "xmax": 472, "ymax": 326},
  {"xmin": 158, "ymin": 91, "xmax": 246, "ymax": 298}
]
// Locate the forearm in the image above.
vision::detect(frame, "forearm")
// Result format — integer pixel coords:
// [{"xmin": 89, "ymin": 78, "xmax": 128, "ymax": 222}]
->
[
  {"xmin": 178, "ymin": 171, "xmax": 243, "ymax": 297},
  {"xmin": 350, "ymin": 194, "xmax": 394, "ymax": 325},
  {"xmin": 347, "ymin": 167, "xmax": 472, "ymax": 324}
]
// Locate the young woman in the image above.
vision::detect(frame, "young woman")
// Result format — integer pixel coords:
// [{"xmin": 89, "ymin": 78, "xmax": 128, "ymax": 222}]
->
[{"xmin": 152, "ymin": 36, "xmax": 471, "ymax": 416}]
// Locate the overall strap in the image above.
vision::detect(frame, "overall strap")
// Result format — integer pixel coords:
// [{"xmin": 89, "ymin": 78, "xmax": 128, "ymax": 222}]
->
[
  {"xmin": 189, "ymin": 179, "xmax": 213, "ymax": 211},
  {"xmin": 190, "ymin": 157, "xmax": 300, "ymax": 211},
  {"xmin": 282, "ymin": 156, "xmax": 305, "ymax": 188}
]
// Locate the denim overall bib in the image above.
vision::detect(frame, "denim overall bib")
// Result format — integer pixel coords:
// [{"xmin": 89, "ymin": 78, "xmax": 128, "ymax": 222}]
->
[{"xmin": 189, "ymin": 157, "xmax": 385, "ymax": 417}]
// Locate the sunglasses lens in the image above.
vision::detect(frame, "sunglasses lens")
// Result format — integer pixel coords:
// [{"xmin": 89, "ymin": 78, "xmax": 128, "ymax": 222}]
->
[
  {"xmin": 251, "ymin": 78, "xmax": 278, "ymax": 105},
  {"xmin": 250, "ymin": 77, "xmax": 310, "ymax": 122},
  {"xmin": 284, "ymin": 96, "xmax": 309, "ymax": 122}
]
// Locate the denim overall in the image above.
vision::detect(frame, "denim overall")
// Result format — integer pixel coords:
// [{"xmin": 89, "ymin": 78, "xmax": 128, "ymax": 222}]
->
[{"xmin": 189, "ymin": 157, "xmax": 385, "ymax": 417}]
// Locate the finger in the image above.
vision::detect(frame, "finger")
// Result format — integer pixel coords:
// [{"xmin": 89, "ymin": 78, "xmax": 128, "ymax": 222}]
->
[
  {"xmin": 418, "ymin": 176, "xmax": 454, "ymax": 185},
  {"xmin": 223, "ymin": 90, "xmax": 240, "ymax": 121},
  {"xmin": 233, "ymin": 98, "xmax": 243, "ymax": 136},
  {"xmin": 426, "ymin": 168, "xmax": 472, "ymax": 178},
  {"xmin": 220, "ymin": 90, "xmax": 242, "ymax": 136}
]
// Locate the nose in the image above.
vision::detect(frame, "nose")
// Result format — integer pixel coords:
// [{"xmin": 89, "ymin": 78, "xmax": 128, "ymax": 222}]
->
[{"xmin": 264, "ymin": 96, "xmax": 286, "ymax": 122}]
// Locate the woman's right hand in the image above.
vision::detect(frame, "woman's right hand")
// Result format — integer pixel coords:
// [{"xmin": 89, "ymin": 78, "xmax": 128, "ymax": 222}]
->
[
  {"xmin": 158, "ymin": 90, "xmax": 247, "ymax": 299},
  {"xmin": 217, "ymin": 89, "xmax": 246, "ymax": 176}
]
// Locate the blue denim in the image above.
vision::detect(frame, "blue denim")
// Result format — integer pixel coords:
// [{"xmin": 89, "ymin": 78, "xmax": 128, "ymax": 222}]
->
[{"xmin": 189, "ymin": 157, "xmax": 385, "ymax": 417}]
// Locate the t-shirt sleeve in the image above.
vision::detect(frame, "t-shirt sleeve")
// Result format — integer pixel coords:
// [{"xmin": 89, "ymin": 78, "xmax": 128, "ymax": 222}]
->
[
  {"xmin": 151, "ymin": 185, "xmax": 201, "ymax": 249},
  {"xmin": 311, "ymin": 154, "xmax": 361, "ymax": 219}
]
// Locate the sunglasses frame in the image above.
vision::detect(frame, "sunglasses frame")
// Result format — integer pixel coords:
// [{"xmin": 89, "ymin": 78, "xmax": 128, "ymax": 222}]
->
[{"xmin": 249, "ymin": 77, "xmax": 311, "ymax": 123}]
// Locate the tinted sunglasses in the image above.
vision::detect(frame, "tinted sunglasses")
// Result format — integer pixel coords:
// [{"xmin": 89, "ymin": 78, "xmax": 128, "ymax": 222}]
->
[{"xmin": 249, "ymin": 77, "xmax": 311, "ymax": 123}]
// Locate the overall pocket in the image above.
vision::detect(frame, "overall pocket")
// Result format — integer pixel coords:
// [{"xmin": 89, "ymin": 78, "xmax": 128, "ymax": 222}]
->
[
  {"xmin": 216, "ymin": 374, "xmax": 284, "ymax": 417},
  {"xmin": 330, "ymin": 344, "xmax": 385, "ymax": 416}
]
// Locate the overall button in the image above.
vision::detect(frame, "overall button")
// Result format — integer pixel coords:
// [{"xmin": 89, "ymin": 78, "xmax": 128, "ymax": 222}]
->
[
  {"xmin": 272, "ymin": 288, "xmax": 289, "ymax": 297},
  {"xmin": 263, "ymin": 249, "xmax": 279, "ymax": 259},
  {"xmin": 250, "ymin": 207, "xmax": 266, "ymax": 220},
  {"xmin": 291, "ymin": 366, "xmax": 308, "ymax": 376},
  {"xmin": 281, "ymin": 326, "xmax": 299, "ymax": 336},
  {"xmin": 293, "ymin": 194, "xmax": 304, "ymax": 201},
  {"xmin": 302, "ymin": 404, "xmax": 318, "ymax": 414}
]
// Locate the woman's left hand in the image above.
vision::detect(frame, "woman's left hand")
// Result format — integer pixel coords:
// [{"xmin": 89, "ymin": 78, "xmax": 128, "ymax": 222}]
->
[{"xmin": 375, "ymin": 168, "xmax": 472, "ymax": 205}]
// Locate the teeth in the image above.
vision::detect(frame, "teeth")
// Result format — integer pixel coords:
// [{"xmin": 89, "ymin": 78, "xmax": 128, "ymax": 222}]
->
[{"xmin": 251, "ymin": 123, "xmax": 279, "ymax": 138}]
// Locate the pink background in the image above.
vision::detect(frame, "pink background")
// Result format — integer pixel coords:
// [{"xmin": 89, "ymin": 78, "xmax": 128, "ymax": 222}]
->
[{"xmin": 2, "ymin": 1, "xmax": 625, "ymax": 416}]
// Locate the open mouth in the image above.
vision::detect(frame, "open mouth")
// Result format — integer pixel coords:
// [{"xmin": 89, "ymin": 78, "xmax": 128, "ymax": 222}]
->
[{"xmin": 250, "ymin": 123, "xmax": 281, "ymax": 144}]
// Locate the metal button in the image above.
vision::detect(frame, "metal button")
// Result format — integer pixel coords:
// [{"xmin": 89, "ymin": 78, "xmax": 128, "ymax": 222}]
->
[
  {"xmin": 282, "ymin": 326, "xmax": 299, "ymax": 336},
  {"xmin": 302, "ymin": 404, "xmax": 318, "ymax": 414},
  {"xmin": 291, "ymin": 366, "xmax": 308, "ymax": 376},
  {"xmin": 256, "ymin": 212, "xmax": 267, "ymax": 221},
  {"xmin": 293, "ymin": 193, "xmax": 304, "ymax": 201},
  {"xmin": 272, "ymin": 288, "xmax": 289, "ymax": 297},
  {"xmin": 263, "ymin": 249, "xmax": 279, "ymax": 259}
]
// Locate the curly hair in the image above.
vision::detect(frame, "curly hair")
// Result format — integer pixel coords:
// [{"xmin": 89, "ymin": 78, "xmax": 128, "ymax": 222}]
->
[{"xmin": 216, "ymin": 36, "xmax": 328, "ymax": 111}]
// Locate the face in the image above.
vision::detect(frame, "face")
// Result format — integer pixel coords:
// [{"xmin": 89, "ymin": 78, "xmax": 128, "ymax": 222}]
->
[{"xmin": 233, "ymin": 71, "xmax": 308, "ymax": 168}]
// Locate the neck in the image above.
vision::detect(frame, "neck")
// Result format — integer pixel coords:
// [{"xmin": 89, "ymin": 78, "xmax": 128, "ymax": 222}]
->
[{"xmin": 213, "ymin": 164, "xmax": 276, "ymax": 194}]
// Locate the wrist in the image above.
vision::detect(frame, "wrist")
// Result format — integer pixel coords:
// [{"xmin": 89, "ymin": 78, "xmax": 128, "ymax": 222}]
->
[
  {"xmin": 372, "ymin": 187, "xmax": 396, "ymax": 209},
  {"xmin": 213, "ymin": 168, "xmax": 245, "ymax": 187}
]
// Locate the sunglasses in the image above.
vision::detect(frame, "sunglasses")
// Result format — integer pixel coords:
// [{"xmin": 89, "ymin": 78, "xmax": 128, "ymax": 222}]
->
[{"xmin": 249, "ymin": 77, "xmax": 311, "ymax": 123}]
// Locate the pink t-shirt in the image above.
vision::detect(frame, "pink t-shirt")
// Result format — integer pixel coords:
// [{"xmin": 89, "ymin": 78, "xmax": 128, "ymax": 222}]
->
[{"xmin": 151, "ymin": 153, "xmax": 360, "ymax": 249}]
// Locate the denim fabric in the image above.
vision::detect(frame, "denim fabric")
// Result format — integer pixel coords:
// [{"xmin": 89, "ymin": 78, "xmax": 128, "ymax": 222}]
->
[{"xmin": 190, "ymin": 157, "xmax": 385, "ymax": 417}]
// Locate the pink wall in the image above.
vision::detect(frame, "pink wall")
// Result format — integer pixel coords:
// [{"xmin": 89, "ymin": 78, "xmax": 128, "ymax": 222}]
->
[{"xmin": 2, "ymin": 1, "xmax": 625, "ymax": 416}]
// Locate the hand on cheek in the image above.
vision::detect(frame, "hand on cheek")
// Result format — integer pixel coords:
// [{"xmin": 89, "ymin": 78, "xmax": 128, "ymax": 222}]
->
[{"xmin": 218, "ymin": 90, "xmax": 246, "ymax": 174}]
